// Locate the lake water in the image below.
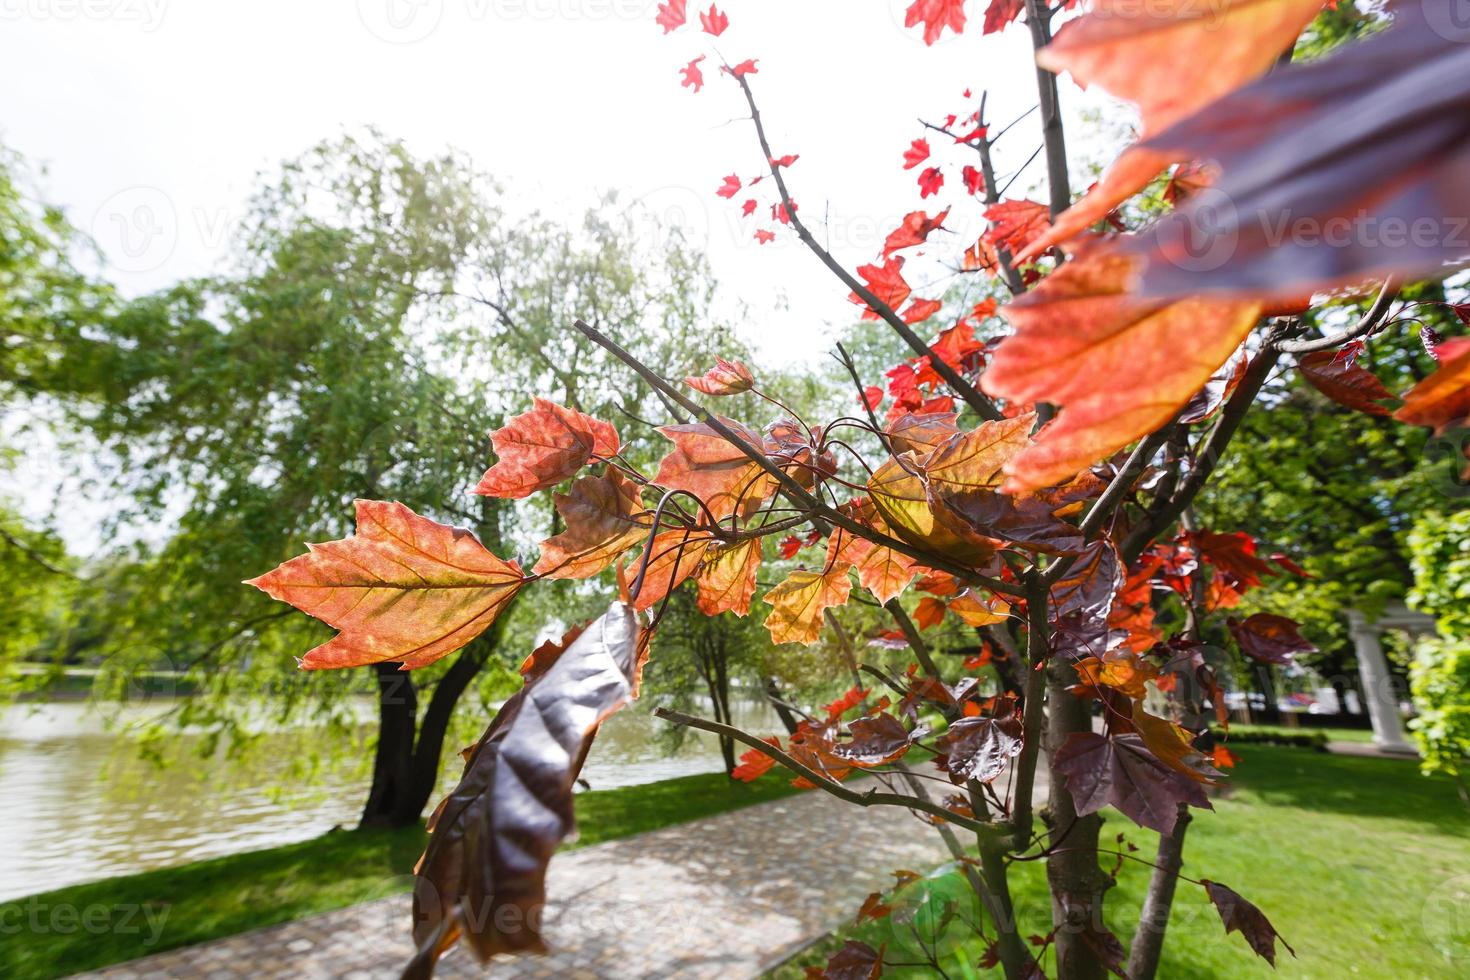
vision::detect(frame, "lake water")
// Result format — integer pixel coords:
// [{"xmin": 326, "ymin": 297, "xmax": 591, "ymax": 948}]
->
[{"xmin": 0, "ymin": 697, "xmax": 780, "ymax": 902}]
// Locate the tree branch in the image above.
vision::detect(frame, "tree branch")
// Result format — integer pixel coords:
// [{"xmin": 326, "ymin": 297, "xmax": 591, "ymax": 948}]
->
[
  {"xmin": 571, "ymin": 318, "xmax": 1024, "ymax": 597},
  {"xmin": 730, "ymin": 72, "xmax": 1004, "ymax": 422},
  {"xmin": 654, "ymin": 707, "xmax": 1005, "ymax": 839}
]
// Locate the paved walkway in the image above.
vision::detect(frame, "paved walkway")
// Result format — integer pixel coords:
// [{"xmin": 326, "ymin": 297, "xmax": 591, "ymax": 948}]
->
[{"xmin": 75, "ymin": 775, "xmax": 995, "ymax": 980}]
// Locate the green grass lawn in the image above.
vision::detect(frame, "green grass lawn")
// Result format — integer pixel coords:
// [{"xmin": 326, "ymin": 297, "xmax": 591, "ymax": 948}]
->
[
  {"xmin": 1, "ymin": 770, "xmax": 801, "ymax": 980},
  {"xmin": 1230, "ymin": 721, "xmax": 1377, "ymax": 744},
  {"xmin": 773, "ymin": 746, "xmax": 1470, "ymax": 979}
]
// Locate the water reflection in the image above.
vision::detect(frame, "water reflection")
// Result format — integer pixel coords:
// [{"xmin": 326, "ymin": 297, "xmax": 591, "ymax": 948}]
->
[{"xmin": 0, "ymin": 697, "xmax": 779, "ymax": 902}]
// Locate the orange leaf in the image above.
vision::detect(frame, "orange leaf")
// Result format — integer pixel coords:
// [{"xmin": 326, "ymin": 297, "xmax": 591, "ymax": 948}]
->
[
  {"xmin": 631, "ymin": 530, "xmax": 712, "ymax": 612},
  {"xmin": 685, "ymin": 357, "xmax": 755, "ymax": 396},
  {"xmin": 763, "ymin": 567, "xmax": 854, "ymax": 645},
  {"xmin": 949, "ymin": 589, "xmax": 1011, "ymax": 627},
  {"xmin": 983, "ymin": 245, "xmax": 1260, "ymax": 493},
  {"xmin": 247, "ymin": 500, "xmax": 524, "ymax": 670},
  {"xmin": 1299, "ymin": 351, "xmax": 1397, "ymax": 417},
  {"xmin": 1038, "ymin": 0, "xmax": 1325, "ymax": 138},
  {"xmin": 1132, "ymin": 700, "xmax": 1220, "ymax": 784},
  {"xmin": 533, "ymin": 470, "xmax": 649, "ymax": 580},
  {"xmin": 731, "ymin": 738, "xmax": 780, "ymax": 781},
  {"xmin": 1020, "ymin": 0, "xmax": 1322, "ymax": 262},
  {"xmin": 923, "ymin": 413, "xmax": 1035, "ymax": 493},
  {"xmin": 1072, "ymin": 653, "xmax": 1158, "ymax": 700},
  {"xmin": 696, "ymin": 538, "xmax": 762, "ymax": 616},
  {"xmin": 1395, "ymin": 337, "xmax": 1470, "ymax": 434},
  {"xmin": 653, "ymin": 418, "xmax": 775, "ymax": 520},
  {"xmin": 914, "ymin": 596, "xmax": 947, "ymax": 630},
  {"xmin": 475, "ymin": 399, "xmax": 620, "ymax": 499}
]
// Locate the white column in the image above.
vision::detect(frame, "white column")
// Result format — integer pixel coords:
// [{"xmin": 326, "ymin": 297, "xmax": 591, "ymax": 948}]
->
[{"xmin": 1347, "ymin": 611, "xmax": 1416, "ymax": 754}]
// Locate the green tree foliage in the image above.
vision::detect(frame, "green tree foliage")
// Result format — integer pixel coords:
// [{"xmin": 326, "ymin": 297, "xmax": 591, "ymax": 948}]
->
[{"xmin": 1407, "ymin": 510, "xmax": 1470, "ymax": 790}]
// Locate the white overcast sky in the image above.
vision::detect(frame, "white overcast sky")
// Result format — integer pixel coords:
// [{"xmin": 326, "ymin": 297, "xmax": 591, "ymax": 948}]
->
[
  {"xmin": 1, "ymin": 0, "xmax": 1123, "ymax": 356},
  {"xmin": 1, "ymin": 0, "xmax": 1124, "ymax": 551}
]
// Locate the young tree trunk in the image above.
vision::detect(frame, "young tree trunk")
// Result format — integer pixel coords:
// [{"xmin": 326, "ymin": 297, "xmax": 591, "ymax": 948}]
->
[
  {"xmin": 1045, "ymin": 659, "xmax": 1114, "ymax": 980},
  {"xmin": 1126, "ymin": 805, "xmax": 1192, "ymax": 979}
]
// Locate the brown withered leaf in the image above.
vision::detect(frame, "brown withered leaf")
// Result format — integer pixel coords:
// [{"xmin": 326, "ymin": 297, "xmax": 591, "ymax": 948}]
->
[
  {"xmin": 818, "ymin": 939, "xmax": 885, "ymax": 980},
  {"xmin": 405, "ymin": 604, "xmax": 640, "ymax": 977},
  {"xmin": 886, "ymin": 411, "xmax": 960, "ymax": 460},
  {"xmin": 1299, "ymin": 351, "xmax": 1397, "ymax": 417},
  {"xmin": 1128, "ymin": 6, "xmax": 1470, "ymax": 302},
  {"xmin": 937, "ymin": 711, "xmax": 1023, "ymax": 784},
  {"xmin": 246, "ymin": 500, "xmax": 524, "ymax": 671},
  {"xmin": 1228, "ymin": 612, "xmax": 1315, "ymax": 665},
  {"xmin": 1202, "ymin": 880, "xmax": 1297, "ymax": 967},
  {"xmin": 1053, "ymin": 731, "xmax": 1212, "ymax": 835},
  {"xmin": 829, "ymin": 712, "xmax": 920, "ymax": 768},
  {"xmin": 533, "ymin": 469, "xmax": 649, "ymax": 579}
]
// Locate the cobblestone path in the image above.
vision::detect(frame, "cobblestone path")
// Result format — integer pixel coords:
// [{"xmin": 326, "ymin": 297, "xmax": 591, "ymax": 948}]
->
[{"xmin": 76, "ymin": 777, "xmax": 1001, "ymax": 980}]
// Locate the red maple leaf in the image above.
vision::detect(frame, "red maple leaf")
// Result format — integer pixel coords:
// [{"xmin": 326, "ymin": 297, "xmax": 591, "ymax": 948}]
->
[
  {"xmin": 901, "ymin": 298, "xmax": 943, "ymax": 324},
  {"xmin": 754, "ymin": 229, "xmax": 775, "ymax": 244},
  {"xmin": 769, "ymin": 153, "xmax": 799, "ymax": 167},
  {"xmin": 779, "ymin": 535, "xmax": 803, "ymax": 559},
  {"xmin": 918, "ymin": 166, "xmax": 944, "ymax": 198},
  {"xmin": 961, "ymin": 164, "xmax": 985, "ymax": 196},
  {"xmin": 953, "ymin": 125, "xmax": 988, "ymax": 144},
  {"xmin": 726, "ymin": 58, "xmax": 759, "ymax": 77},
  {"xmin": 848, "ymin": 257, "xmax": 911, "ymax": 321},
  {"xmin": 699, "ymin": 3, "xmax": 728, "ymax": 36},
  {"xmin": 861, "ymin": 386, "xmax": 884, "ymax": 411},
  {"xmin": 741, "ymin": 198, "xmax": 757, "ymax": 217},
  {"xmin": 881, "ymin": 208, "xmax": 949, "ymax": 259},
  {"xmin": 679, "ymin": 55, "xmax": 705, "ymax": 93},
  {"xmin": 982, "ymin": 0, "xmax": 1023, "ymax": 34},
  {"xmin": 983, "ymin": 199, "xmax": 1051, "ymax": 254},
  {"xmin": 905, "ymin": 0, "xmax": 967, "ymax": 45},
  {"xmin": 902, "ymin": 138, "xmax": 930, "ymax": 170},
  {"xmin": 655, "ymin": 0, "xmax": 687, "ymax": 33},
  {"xmin": 715, "ymin": 174, "xmax": 742, "ymax": 199}
]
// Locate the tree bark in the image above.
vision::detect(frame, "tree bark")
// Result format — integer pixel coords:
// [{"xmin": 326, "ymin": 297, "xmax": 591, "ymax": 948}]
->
[
  {"xmin": 1045, "ymin": 659, "xmax": 1114, "ymax": 980},
  {"xmin": 357, "ymin": 629, "xmax": 500, "ymax": 828},
  {"xmin": 359, "ymin": 663, "xmax": 420, "ymax": 828},
  {"xmin": 1126, "ymin": 805, "xmax": 1192, "ymax": 979}
]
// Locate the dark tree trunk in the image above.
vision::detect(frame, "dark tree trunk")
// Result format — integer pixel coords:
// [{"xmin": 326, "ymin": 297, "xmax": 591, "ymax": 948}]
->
[
  {"xmin": 360, "ymin": 663, "xmax": 420, "ymax": 828},
  {"xmin": 1254, "ymin": 665, "xmax": 1282, "ymax": 725},
  {"xmin": 357, "ymin": 630, "xmax": 499, "ymax": 829},
  {"xmin": 764, "ymin": 676, "xmax": 801, "ymax": 735}
]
